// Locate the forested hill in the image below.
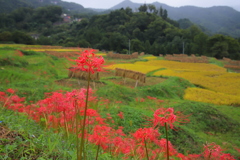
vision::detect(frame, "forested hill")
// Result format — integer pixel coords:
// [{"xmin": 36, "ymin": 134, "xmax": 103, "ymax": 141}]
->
[
  {"xmin": 1, "ymin": 6, "xmax": 239, "ymax": 60},
  {"xmin": 2, "ymin": 0, "xmax": 240, "ymax": 38},
  {"xmin": 0, "ymin": 0, "xmax": 91, "ymax": 14},
  {"xmin": 109, "ymin": 0, "xmax": 240, "ymax": 38}
]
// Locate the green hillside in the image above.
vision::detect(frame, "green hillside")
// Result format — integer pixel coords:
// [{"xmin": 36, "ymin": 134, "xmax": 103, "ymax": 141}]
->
[{"xmin": 0, "ymin": 46, "xmax": 239, "ymax": 159}]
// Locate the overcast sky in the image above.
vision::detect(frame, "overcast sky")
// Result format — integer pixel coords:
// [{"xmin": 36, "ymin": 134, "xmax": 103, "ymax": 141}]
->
[{"xmin": 62, "ymin": 0, "xmax": 240, "ymax": 10}]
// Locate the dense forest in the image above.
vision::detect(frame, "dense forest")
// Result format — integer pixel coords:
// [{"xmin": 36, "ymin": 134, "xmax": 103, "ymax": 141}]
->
[{"xmin": 0, "ymin": 4, "xmax": 240, "ymax": 60}]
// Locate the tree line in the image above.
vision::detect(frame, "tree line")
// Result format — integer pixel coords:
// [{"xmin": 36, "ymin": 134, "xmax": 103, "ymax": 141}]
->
[{"xmin": 0, "ymin": 5, "xmax": 240, "ymax": 59}]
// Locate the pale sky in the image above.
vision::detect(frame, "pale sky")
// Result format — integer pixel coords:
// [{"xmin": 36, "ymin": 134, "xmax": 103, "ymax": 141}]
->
[{"xmin": 62, "ymin": 0, "xmax": 240, "ymax": 11}]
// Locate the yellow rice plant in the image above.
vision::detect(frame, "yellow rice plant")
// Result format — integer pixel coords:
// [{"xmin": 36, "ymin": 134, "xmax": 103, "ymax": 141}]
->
[
  {"xmin": 0, "ymin": 44, "xmax": 42, "ymax": 48},
  {"xmin": 105, "ymin": 63, "xmax": 160, "ymax": 74},
  {"xmin": 96, "ymin": 53, "xmax": 106, "ymax": 56},
  {"xmin": 154, "ymin": 69, "xmax": 240, "ymax": 96},
  {"xmin": 184, "ymin": 87, "xmax": 240, "ymax": 105},
  {"xmin": 143, "ymin": 56, "xmax": 157, "ymax": 60},
  {"xmin": 26, "ymin": 49, "xmax": 81, "ymax": 52},
  {"xmin": 145, "ymin": 60, "xmax": 226, "ymax": 72}
]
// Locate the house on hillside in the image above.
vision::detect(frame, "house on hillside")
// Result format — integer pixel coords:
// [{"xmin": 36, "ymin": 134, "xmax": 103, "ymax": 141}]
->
[
  {"xmin": 73, "ymin": 18, "xmax": 82, "ymax": 22},
  {"xmin": 30, "ymin": 34, "xmax": 40, "ymax": 40},
  {"xmin": 61, "ymin": 14, "xmax": 71, "ymax": 23}
]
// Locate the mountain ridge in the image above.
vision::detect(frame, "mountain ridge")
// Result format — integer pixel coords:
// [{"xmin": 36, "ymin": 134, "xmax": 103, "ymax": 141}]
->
[
  {"xmin": 107, "ymin": 0, "xmax": 240, "ymax": 37},
  {"xmin": 0, "ymin": 0, "xmax": 93, "ymax": 14}
]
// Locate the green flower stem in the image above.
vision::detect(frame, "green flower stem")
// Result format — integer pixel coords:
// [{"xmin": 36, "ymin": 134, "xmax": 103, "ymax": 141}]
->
[
  {"xmin": 96, "ymin": 144, "xmax": 100, "ymax": 160},
  {"xmin": 144, "ymin": 138, "xmax": 149, "ymax": 160},
  {"xmin": 79, "ymin": 71, "xmax": 91, "ymax": 160},
  {"xmin": 165, "ymin": 122, "xmax": 169, "ymax": 160},
  {"xmin": 74, "ymin": 100, "xmax": 80, "ymax": 160},
  {"xmin": 63, "ymin": 111, "xmax": 69, "ymax": 138}
]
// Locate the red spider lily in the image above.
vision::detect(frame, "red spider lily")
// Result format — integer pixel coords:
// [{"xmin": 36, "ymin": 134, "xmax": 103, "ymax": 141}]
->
[
  {"xmin": 0, "ymin": 91, "xmax": 6, "ymax": 97},
  {"xmin": 203, "ymin": 142, "xmax": 235, "ymax": 160},
  {"xmin": 133, "ymin": 127, "xmax": 160, "ymax": 143},
  {"xmin": 72, "ymin": 49, "xmax": 105, "ymax": 74},
  {"xmin": 140, "ymin": 98, "xmax": 145, "ymax": 102},
  {"xmin": 88, "ymin": 125, "xmax": 114, "ymax": 150},
  {"xmin": 16, "ymin": 50, "xmax": 24, "ymax": 56},
  {"xmin": 117, "ymin": 111, "xmax": 124, "ymax": 119},
  {"xmin": 115, "ymin": 101, "xmax": 122, "ymax": 103},
  {"xmin": 95, "ymin": 116, "xmax": 106, "ymax": 125},
  {"xmin": 156, "ymin": 138, "xmax": 178, "ymax": 157},
  {"xmin": 153, "ymin": 107, "xmax": 177, "ymax": 129},
  {"xmin": 6, "ymin": 88, "xmax": 15, "ymax": 94},
  {"xmin": 80, "ymin": 108, "xmax": 99, "ymax": 117},
  {"xmin": 147, "ymin": 96, "xmax": 157, "ymax": 100}
]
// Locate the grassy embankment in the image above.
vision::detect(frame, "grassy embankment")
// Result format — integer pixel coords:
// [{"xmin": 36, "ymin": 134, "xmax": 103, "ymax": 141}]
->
[{"xmin": 0, "ymin": 45, "xmax": 239, "ymax": 159}]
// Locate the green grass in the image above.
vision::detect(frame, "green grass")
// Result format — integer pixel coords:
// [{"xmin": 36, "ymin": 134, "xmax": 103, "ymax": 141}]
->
[
  {"xmin": 0, "ymin": 48, "xmax": 71, "ymax": 102},
  {"xmin": 209, "ymin": 57, "xmax": 224, "ymax": 67},
  {"xmin": 0, "ymin": 47, "xmax": 239, "ymax": 159},
  {"xmin": 0, "ymin": 108, "xmax": 75, "ymax": 159},
  {"xmin": 0, "ymin": 107, "xmax": 115, "ymax": 160}
]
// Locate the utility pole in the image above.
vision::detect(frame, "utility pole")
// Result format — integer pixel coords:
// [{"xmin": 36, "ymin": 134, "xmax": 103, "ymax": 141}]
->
[
  {"xmin": 129, "ymin": 39, "xmax": 131, "ymax": 54},
  {"xmin": 182, "ymin": 42, "xmax": 185, "ymax": 54}
]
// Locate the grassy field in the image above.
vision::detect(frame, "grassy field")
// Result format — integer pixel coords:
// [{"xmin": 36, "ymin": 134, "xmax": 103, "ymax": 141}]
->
[{"xmin": 0, "ymin": 44, "xmax": 240, "ymax": 159}]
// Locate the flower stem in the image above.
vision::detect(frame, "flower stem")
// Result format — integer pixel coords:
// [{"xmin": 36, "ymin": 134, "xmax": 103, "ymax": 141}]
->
[
  {"xmin": 144, "ymin": 138, "xmax": 149, "ymax": 160},
  {"xmin": 79, "ymin": 71, "xmax": 91, "ymax": 160},
  {"xmin": 74, "ymin": 100, "xmax": 80, "ymax": 160},
  {"xmin": 95, "ymin": 144, "xmax": 100, "ymax": 160},
  {"xmin": 165, "ymin": 122, "xmax": 169, "ymax": 160}
]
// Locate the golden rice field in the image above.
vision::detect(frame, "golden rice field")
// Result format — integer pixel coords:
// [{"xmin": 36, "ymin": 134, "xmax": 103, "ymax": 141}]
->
[
  {"xmin": 143, "ymin": 56, "xmax": 158, "ymax": 60},
  {"xmin": 25, "ymin": 48, "xmax": 81, "ymax": 52},
  {"xmin": 154, "ymin": 69, "xmax": 240, "ymax": 96},
  {"xmin": 184, "ymin": 88, "xmax": 240, "ymax": 105},
  {"xmin": 96, "ymin": 53, "xmax": 107, "ymax": 56},
  {"xmin": 105, "ymin": 63, "xmax": 160, "ymax": 74},
  {"xmin": 106, "ymin": 59, "xmax": 240, "ymax": 105},
  {"xmin": 0, "ymin": 44, "xmax": 42, "ymax": 48}
]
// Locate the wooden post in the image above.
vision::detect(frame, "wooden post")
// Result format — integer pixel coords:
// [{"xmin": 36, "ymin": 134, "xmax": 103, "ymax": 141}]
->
[{"xmin": 135, "ymin": 80, "xmax": 139, "ymax": 88}]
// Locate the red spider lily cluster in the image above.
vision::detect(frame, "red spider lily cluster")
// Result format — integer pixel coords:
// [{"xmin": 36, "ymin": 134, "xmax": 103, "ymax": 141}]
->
[
  {"xmin": 70, "ymin": 49, "xmax": 105, "ymax": 74},
  {"xmin": 0, "ymin": 88, "xmax": 237, "ymax": 160},
  {"xmin": 153, "ymin": 108, "xmax": 176, "ymax": 129},
  {"xmin": 16, "ymin": 50, "xmax": 24, "ymax": 57},
  {"xmin": 203, "ymin": 142, "xmax": 235, "ymax": 160}
]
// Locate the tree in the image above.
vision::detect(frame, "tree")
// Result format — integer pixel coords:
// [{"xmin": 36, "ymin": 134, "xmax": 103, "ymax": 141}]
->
[
  {"xmin": 36, "ymin": 36, "xmax": 52, "ymax": 45},
  {"xmin": 191, "ymin": 32, "xmax": 208, "ymax": 55},
  {"xmin": 131, "ymin": 39, "xmax": 144, "ymax": 53},
  {"xmin": 210, "ymin": 41, "xmax": 229, "ymax": 58},
  {"xmin": 83, "ymin": 27, "xmax": 102, "ymax": 47},
  {"xmin": 150, "ymin": 41, "xmax": 162, "ymax": 56},
  {"xmin": 159, "ymin": 6, "xmax": 163, "ymax": 17},
  {"xmin": 226, "ymin": 36, "xmax": 240, "ymax": 60},
  {"xmin": 0, "ymin": 31, "xmax": 12, "ymax": 42},
  {"xmin": 133, "ymin": 27, "xmax": 144, "ymax": 41},
  {"xmin": 108, "ymin": 32, "xmax": 128, "ymax": 53},
  {"xmin": 163, "ymin": 9, "xmax": 168, "ymax": 20},
  {"xmin": 178, "ymin": 19, "xmax": 193, "ymax": 29},
  {"xmin": 12, "ymin": 31, "xmax": 35, "ymax": 44},
  {"xmin": 125, "ymin": 7, "xmax": 133, "ymax": 16},
  {"xmin": 148, "ymin": 4, "xmax": 157, "ymax": 14},
  {"xmin": 171, "ymin": 36, "xmax": 183, "ymax": 54},
  {"xmin": 145, "ymin": 18, "xmax": 167, "ymax": 44},
  {"xmin": 138, "ymin": 4, "xmax": 148, "ymax": 12},
  {"xmin": 78, "ymin": 39, "xmax": 91, "ymax": 48},
  {"xmin": 144, "ymin": 40, "xmax": 151, "ymax": 54},
  {"xmin": 207, "ymin": 34, "xmax": 229, "ymax": 58}
]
